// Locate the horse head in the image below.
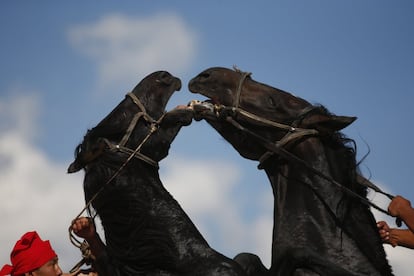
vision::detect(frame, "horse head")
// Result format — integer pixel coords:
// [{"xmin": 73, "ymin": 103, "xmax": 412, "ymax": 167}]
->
[
  {"xmin": 68, "ymin": 71, "xmax": 184, "ymax": 173},
  {"xmin": 189, "ymin": 66, "xmax": 356, "ymax": 161}
]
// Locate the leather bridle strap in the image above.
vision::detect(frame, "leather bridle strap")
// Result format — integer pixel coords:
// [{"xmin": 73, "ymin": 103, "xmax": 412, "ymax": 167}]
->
[
  {"xmin": 127, "ymin": 92, "xmax": 148, "ymax": 115},
  {"xmin": 118, "ymin": 92, "xmax": 157, "ymax": 147},
  {"xmin": 224, "ymin": 115, "xmax": 393, "ymax": 217},
  {"xmin": 233, "ymin": 68, "xmax": 251, "ymax": 109},
  {"xmin": 115, "ymin": 92, "xmax": 159, "ymax": 167},
  {"xmin": 230, "ymin": 69, "xmax": 395, "ymax": 201},
  {"xmin": 118, "ymin": 112, "xmax": 145, "ymax": 147},
  {"xmin": 104, "ymin": 138, "xmax": 159, "ymax": 168}
]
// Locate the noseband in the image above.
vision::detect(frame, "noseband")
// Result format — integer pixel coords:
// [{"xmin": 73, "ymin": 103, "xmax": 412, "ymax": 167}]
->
[{"xmin": 105, "ymin": 92, "xmax": 161, "ymax": 168}]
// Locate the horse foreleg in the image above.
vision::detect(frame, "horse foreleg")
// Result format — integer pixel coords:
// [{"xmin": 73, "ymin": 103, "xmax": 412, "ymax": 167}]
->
[{"xmin": 162, "ymin": 106, "xmax": 194, "ymax": 127}]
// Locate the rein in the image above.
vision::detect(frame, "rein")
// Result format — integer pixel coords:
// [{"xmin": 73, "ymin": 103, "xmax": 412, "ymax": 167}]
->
[
  {"xmin": 68, "ymin": 92, "xmax": 163, "ymax": 272},
  {"xmin": 196, "ymin": 67, "xmax": 396, "ymax": 218},
  {"xmin": 225, "ymin": 115, "xmax": 393, "ymax": 216}
]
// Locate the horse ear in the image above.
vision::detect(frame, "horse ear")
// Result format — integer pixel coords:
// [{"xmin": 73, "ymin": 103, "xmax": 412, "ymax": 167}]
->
[
  {"xmin": 302, "ymin": 114, "xmax": 357, "ymax": 132},
  {"xmin": 67, "ymin": 138, "xmax": 107, "ymax": 173},
  {"xmin": 67, "ymin": 160, "xmax": 83, "ymax": 173}
]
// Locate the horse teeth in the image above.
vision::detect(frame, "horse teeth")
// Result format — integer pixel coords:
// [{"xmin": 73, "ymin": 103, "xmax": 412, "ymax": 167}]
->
[
  {"xmin": 187, "ymin": 100, "xmax": 202, "ymax": 109},
  {"xmin": 187, "ymin": 100, "xmax": 215, "ymax": 113}
]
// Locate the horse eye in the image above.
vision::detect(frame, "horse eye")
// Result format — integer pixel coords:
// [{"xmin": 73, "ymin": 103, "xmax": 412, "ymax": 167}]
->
[{"xmin": 198, "ymin": 72, "xmax": 210, "ymax": 81}]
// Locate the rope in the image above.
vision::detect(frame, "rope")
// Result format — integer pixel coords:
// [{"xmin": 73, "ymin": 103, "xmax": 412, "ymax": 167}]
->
[
  {"xmin": 229, "ymin": 67, "xmax": 395, "ymax": 216},
  {"xmin": 69, "ymin": 240, "xmax": 95, "ymax": 273},
  {"xmin": 192, "ymin": 98, "xmax": 400, "ymax": 225},
  {"xmin": 224, "ymin": 116, "xmax": 393, "ymax": 216}
]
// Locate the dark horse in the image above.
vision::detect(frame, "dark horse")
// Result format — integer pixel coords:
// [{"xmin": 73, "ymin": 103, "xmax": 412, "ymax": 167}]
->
[
  {"xmin": 68, "ymin": 71, "xmax": 247, "ymax": 276},
  {"xmin": 188, "ymin": 67, "xmax": 393, "ymax": 276}
]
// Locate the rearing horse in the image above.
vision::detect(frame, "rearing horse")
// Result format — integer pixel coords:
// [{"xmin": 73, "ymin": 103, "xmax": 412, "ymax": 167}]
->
[
  {"xmin": 68, "ymin": 71, "xmax": 247, "ymax": 276},
  {"xmin": 188, "ymin": 67, "xmax": 393, "ymax": 276}
]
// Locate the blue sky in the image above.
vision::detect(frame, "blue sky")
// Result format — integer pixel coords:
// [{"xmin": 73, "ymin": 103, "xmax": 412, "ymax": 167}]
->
[{"xmin": 1, "ymin": 1, "xmax": 413, "ymax": 275}]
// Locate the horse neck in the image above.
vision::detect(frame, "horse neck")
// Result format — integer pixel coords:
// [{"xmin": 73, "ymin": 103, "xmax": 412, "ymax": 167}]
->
[
  {"xmin": 126, "ymin": 165, "xmax": 212, "ymax": 257},
  {"xmin": 262, "ymin": 138, "xmax": 341, "ymax": 208},
  {"xmin": 272, "ymin": 137, "xmax": 360, "ymax": 224},
  {"xmin": 88, "ymin": 161, "xmax": 210, "ymax": 274},
  {"xmin": 261, "ymin": 138, "xmax": 392, "ymax": 275}
]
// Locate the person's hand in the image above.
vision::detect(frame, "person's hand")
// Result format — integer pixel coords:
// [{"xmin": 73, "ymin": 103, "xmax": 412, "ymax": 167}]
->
[
  {"xmin": 71, "ymin": 217, "xmax": 96, "ymax": 241},
  {"xmin": 388, "ymin": 195, "xmax": 412, "ymax": 218},
  {"xmin": 377, "ymin": 221, "xmax": 390, "ymax": 242},
  {"xmin": 377, "ymin": 221, "xmax": 398, "ymax": 247}
]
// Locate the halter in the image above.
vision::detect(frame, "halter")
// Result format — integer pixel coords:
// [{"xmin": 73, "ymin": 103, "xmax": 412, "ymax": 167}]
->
[
  {"xmin": 109, "ymin": 92, "xmax": 160, "ymax": 168},
  {"xmin": 232, "ymin": 67, "xmax": 319, "ymax": 149},
  {"xmin": 68, "ymin": 92, "xmax": 164, "ymax": 272},
  {"xmin": 195, "ymin": 67, "xmax": 396, "ymax": 219}
]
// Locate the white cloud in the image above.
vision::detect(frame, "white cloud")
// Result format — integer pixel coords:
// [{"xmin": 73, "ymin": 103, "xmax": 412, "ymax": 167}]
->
[
  {"xmin": 0, "ymin": 95, "xmax": 85, "ymax": 271},
  {"xmin": 161, "ymin": 157, "xmax": 273, "ymax": 267},
  {"xmin": 0, "ymin": 92, "xmax": 40, "ymax": 140},
  {"xmin": 68, "ymin": 13, "xmax": 197, "ymax": 91}
]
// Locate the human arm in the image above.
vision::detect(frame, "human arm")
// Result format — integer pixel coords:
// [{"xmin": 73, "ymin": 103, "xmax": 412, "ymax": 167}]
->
[
  {"xmin": 377, "ymin": 220, "xmax": 414, "ymax": 249},
  {"xmin": 71, "ymin": 217, "xmax": 106, "ymax": 260},
  {"xmin": 388, "ymin": 195, "xmax": 414, "ymax": 233},
  {"xmin": 71, "ymin": 217, "xmax": 122, "ymax": 276}
]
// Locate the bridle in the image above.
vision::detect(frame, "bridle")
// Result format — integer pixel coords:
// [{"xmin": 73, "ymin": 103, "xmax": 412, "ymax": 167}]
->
[
  {"xmin": 231, "ymin": 68, "xmax": 320, "ymax": 148},
  {"xmin": 75, "ymin": 92, "xmax": 162, "ymax": 216},
  {"xmin": 193, "ymin": 67, "xmax": 397, "ymax": 219},
  {"xmin": 103, "ymin": 92, "xmax": 161, "ymax": 168},
  {"xmin": 68, "ymin": 92, "xmax": 164, "ymax": 273}
]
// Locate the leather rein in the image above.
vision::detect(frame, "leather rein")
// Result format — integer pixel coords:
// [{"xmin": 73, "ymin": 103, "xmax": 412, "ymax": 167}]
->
[{"xmin": 194, "ymin": 68, "xmax": 396, "ymax": 219}]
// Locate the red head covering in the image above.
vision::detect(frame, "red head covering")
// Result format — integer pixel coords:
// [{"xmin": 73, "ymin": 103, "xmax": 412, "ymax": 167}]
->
[{"xmin": 0, "ymin": 231, "xmax": 57, "ymax": 276}]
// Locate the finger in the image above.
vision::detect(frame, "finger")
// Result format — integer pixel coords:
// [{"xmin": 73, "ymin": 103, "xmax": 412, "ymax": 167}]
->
[{"xmin": 377, "ymin": 221, "xmax": 386, "ymax": 228}]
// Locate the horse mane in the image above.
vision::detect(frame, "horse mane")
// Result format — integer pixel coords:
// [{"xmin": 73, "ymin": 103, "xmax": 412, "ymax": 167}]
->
[
  {"xmin": 309, "ymin": 105, "xmax": 364, "ymax": 203},
  {"xmin": 315, "ymin": 105, "xmax": 392, "ymax": 274},
  {"xmin": 71, "ymin": 123, "xmax": 127, "ymax": 172}
]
